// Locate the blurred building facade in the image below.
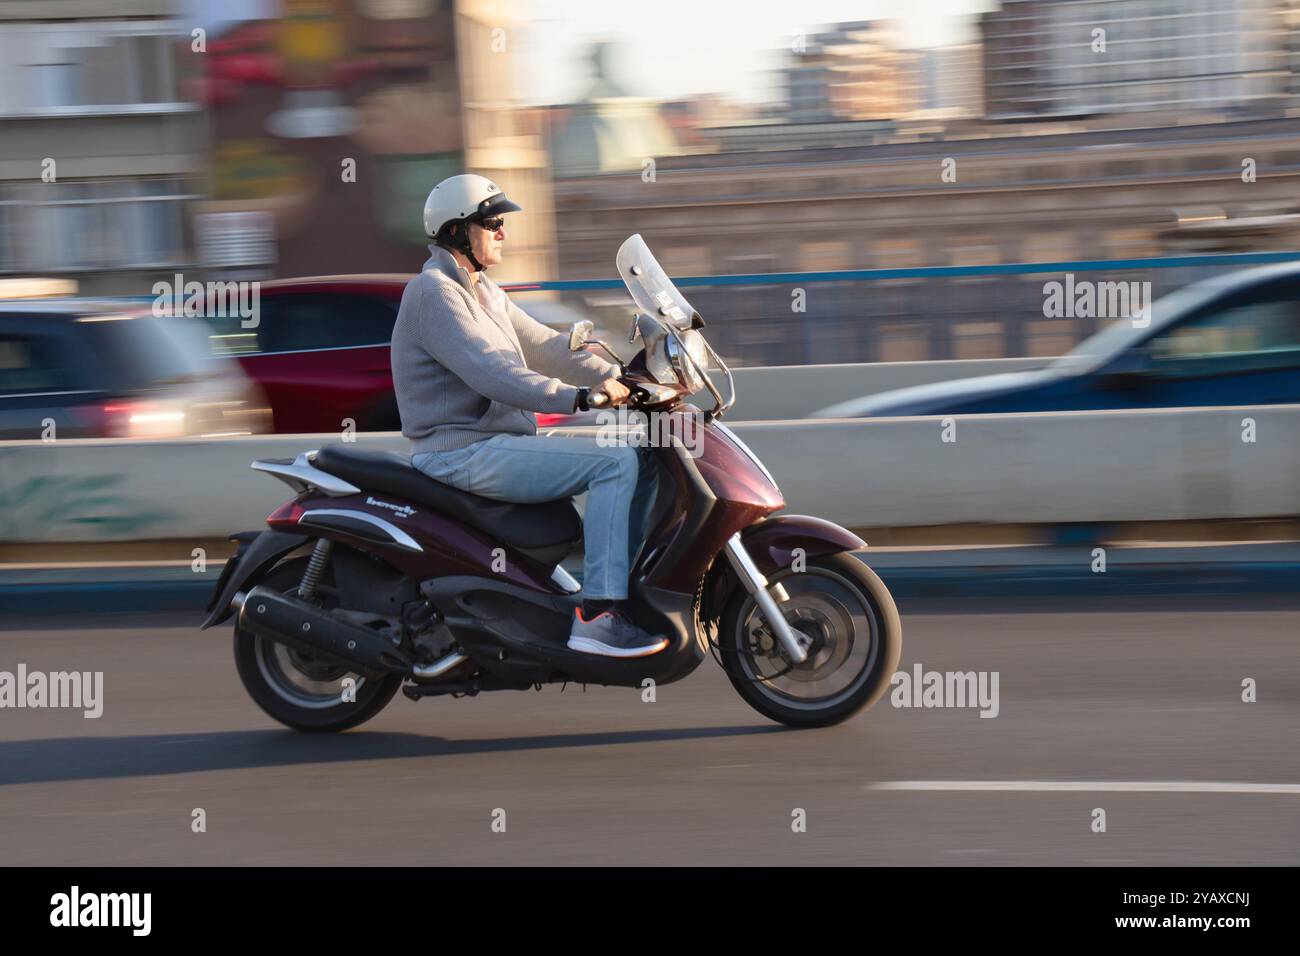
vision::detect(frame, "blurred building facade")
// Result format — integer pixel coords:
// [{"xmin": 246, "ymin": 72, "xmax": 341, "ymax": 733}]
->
[
  {"xmin": 784, "ymin": 21, "xmax": 920, "ymax": 123},
  {"xmin": 981, "ymin": 0, "xmax": 1290, "ymax": 118},
  {"xmin": 0, "ymin": 0, "xmax": 204, "ymax": 294},
  {"xmin": 552, "ymin": 116, "xmax": 1300, "ymax": 365},
  {"xmin": 547, "ymin": 44, "xmax": 680, "ymax": 178},
  {"xmin": 199, "ymin": 0, "xmax": 555, "ymax": 285},
  {"xmin": 0, "ymin": 0, "xmax": 555, "ymax": 293},
  {"xmin": 450, "ymin": 0, "xmax": 555, "ymax": 283},
  {"xmin": 8, "ymin": 0, "xmax": 1300, "ymax": 366},
  {"xmin": 1287, "ymin": 0, "xmax": 1300, "ymax": 100},
  {"xmin": 915, "ymin": 45, "xmax": 984, "ymax": 118},
  {"xmin": 545, "ymin": 3, "xmax": 1300, "ymax": 366}
]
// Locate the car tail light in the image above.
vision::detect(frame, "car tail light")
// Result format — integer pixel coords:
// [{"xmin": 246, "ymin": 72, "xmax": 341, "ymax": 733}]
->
[{"xmin": 101, "ymin": 400, "xmax": 188, "ymax": 439}]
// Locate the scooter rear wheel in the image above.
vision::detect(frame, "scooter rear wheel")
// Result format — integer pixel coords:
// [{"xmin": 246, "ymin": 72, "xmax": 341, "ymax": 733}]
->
[
  {"xmin": 719, "ymin": 552, "xmax": 901, "ymax": 728},
  {"xmin": 233, "ymin": 556, "xmax": 402, "ymax": 733}
]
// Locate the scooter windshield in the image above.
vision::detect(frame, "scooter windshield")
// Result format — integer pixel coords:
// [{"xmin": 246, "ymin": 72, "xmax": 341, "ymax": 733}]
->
[{"xmin": 616, "ymin": 234, "xmax": 701, "ymax": 331}]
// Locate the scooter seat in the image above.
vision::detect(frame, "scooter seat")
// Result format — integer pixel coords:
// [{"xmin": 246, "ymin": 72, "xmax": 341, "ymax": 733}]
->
[{"xmin": 313, "ymin": 444, "xmax": 581, "ymax": 550}]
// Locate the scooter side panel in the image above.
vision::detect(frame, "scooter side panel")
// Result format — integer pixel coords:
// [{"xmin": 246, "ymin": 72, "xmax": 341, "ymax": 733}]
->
[
  {"xmin": 267, "ymin": 492, "xmax": 565, "ymax": 594},
  {"xmin": 417, "ymin": 573, "xmax": 705, "ymax": 688}
]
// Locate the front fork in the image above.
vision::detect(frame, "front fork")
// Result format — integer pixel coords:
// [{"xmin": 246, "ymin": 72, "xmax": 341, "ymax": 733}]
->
[{"xmin": 722, "ymin": 533, "xmax": 808, "ymax": 665}]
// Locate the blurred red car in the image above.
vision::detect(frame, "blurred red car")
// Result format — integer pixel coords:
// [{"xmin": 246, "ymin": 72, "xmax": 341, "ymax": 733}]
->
[
  {"xmin": 197, "ymin": 274, "xmax": 599, "ymax": 434},
  {"xmin": 199, "ymin": 276, "xmax": 407, "ymax": 434}
]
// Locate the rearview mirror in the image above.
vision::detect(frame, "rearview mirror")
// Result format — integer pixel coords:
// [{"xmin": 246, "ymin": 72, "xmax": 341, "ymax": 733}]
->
[{"xmin": 568, "ymin": 320, "xmax": 594, "ymax": 351}]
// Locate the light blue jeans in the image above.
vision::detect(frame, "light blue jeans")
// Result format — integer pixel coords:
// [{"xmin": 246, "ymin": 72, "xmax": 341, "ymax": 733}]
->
[{"xmin": 412, "ymin": 434, "xmax": 660, "ymax": 599}]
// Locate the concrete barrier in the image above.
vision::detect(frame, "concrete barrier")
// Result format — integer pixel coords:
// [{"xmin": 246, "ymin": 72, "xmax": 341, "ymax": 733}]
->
[
  {"xmin": 1, "ymin": 404, "xmax": 1295, "ymax": 544},
  {"xmin": 726, "ymin": 406, "xmax": 1300, "ymax": 529},
  {"xmin": 0, "ymin": 433, "xmax": 407, "ymax": 543}
]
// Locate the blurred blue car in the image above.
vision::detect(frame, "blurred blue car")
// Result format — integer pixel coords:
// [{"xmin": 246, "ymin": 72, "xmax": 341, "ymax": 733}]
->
[{"xmin": 816, "ymin": 261, "xmax": 1300, "ymax": 417}]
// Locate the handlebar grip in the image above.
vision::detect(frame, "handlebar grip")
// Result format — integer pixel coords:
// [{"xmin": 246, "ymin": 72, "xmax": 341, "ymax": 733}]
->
[{"xmin": 587, "ymin": 390, "xmax": 611, "ymax": 408}]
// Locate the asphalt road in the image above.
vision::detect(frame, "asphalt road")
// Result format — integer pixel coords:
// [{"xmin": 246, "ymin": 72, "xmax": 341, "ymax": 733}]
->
[{"xmin": 1, "ymin": 595, "xmax": 1297, "ymax": 866}]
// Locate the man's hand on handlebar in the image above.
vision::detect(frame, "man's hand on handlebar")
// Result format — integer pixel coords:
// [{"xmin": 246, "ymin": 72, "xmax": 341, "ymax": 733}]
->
[{"xmin": 590, "ymin": 377, "xmax": 632, "ymax": 408}]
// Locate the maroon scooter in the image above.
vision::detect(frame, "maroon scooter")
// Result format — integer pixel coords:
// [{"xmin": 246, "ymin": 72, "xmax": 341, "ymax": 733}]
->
[{"xmin": 201, "ymin": 235, "xmax": 901, "ymax": 730}]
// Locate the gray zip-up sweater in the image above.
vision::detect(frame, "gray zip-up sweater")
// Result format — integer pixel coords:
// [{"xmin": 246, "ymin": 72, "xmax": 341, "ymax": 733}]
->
[{"xmin": 392, "ymin": 245, "xmax": 620, "ymax": 454}]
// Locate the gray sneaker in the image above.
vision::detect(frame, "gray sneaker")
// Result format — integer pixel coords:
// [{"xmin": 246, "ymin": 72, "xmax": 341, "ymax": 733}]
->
[{"xmin": 568, "ymin": 607, "xmax": 669, "ymax": 658}]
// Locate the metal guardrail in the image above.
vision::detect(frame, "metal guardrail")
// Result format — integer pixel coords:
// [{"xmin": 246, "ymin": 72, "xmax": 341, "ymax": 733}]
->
[{"xmin": 501, "ymin": 251, "xmax": 1300, "ymax": 292}]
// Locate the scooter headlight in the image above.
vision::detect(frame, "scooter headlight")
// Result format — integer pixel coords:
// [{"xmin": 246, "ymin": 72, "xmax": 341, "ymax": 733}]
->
[{"xmin": 667, "ymin": 330, "xmax": 709, "ymax": 393}]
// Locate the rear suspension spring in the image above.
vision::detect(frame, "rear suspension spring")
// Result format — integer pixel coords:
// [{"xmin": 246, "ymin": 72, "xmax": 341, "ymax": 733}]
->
[{"xmin": 298, "ymin": 539, "xmax": 334, "ymax": 600}]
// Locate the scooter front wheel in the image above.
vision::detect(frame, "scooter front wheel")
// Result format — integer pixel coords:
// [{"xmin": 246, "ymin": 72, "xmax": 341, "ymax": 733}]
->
[{"xmin": 719, "ymin": 552, "xmax": 901, "ymax": 728}]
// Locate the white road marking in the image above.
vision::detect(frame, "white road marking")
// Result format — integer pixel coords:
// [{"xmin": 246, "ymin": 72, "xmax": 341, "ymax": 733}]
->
[{"xmin": 868, "ymin": 781, "xmax": 1300, "ymax": 794}]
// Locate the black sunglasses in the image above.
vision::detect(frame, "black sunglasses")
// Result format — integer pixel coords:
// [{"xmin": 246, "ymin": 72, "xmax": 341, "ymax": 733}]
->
[{"xmin": 476, "ymin": 216, "xmax": 506, "ymax": 231}]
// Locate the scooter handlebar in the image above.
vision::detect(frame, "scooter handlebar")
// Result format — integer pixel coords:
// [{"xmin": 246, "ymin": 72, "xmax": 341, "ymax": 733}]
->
[{"xmin": 587, "ymin": 376, "xmax": 656, "ymax": 410}]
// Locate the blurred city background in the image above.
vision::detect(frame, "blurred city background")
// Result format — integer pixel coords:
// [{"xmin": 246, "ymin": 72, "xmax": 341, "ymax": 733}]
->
[{"xmin": 4, "ymin": 0, "xmax": 1300, "ymax": 372}]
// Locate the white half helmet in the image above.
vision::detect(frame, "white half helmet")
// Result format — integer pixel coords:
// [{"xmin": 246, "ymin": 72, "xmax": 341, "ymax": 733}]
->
[{"xmin": 422, "ymin": 173, "xmax": 522, "ymax": 239}]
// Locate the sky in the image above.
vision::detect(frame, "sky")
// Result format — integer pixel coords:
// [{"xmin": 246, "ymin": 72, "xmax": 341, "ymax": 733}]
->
[
  {"xmin": 518, "ymin": 0, "xmax": 998, "ymax": 105},
  {"xmin": 180, "ymin": 0, "xmax": 998, "ymax": 107}
]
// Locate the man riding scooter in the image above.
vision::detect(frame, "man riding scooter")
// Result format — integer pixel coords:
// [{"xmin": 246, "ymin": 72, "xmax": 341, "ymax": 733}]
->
[{"xmin": 392, "ymin": 173, "xmax": 668, "ymax": 658}]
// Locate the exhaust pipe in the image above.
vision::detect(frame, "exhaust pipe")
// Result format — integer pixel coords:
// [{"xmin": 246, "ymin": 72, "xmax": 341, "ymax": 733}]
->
[
  {"xmin": 412, "ymin": 651, "xmax": 469, "ymax": 681},
  {"xmin": 237, "ymin": 585, "xmax": 414, "ymax": 677}
]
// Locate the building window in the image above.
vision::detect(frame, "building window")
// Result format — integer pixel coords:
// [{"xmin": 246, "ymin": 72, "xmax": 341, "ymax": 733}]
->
[
  {"xmin": 658, "ymin": 245, "xmax": 712, "ymax": 276},
  {"xmin": 876, "ymin": 323, "xmax": 930, "ymax": 361},
  {"xmin": 870, "ymin": 237, "xmax": 925, "ymax": 287},
  {"xmin": 1024, "ymin": 319, "xmax": 1079, "ymax": 357},
  {"xmin": 950, "ymin": 238, "xmax": 999, "ymax": 268},
  {"xmin": 3, "ymin": 22, "xmax": 181, "ymax": 114},
  {"xmin": 951, "ymin": 321, "xmax": 1005, "ymax": 359},
  {"xmin": 1103, "ymin": 228, "xmax": 1159, "ymax": 260},
  {"xmin": 1020, "ymin": 232, "xmax": 1076, "ymax": 264},
  {"xmin": 798, "ymin": 240, "xmax": 852, "ymax": 272},
  {"xmin": 0, "ymin": 179, "xmax": 189, "ymax": 273}
]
